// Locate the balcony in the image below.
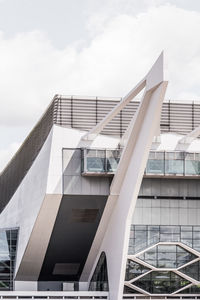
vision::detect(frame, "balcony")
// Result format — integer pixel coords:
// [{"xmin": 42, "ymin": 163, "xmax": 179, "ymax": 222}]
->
[{"xmin": 81, "ymin": 149, "xmax": 200, "ymax": 177}]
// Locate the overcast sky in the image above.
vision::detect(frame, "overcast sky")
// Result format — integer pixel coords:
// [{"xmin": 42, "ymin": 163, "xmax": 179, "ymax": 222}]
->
[{"xmin": 1, "ymin": 0, "xmax": 200, "ymax": 171}]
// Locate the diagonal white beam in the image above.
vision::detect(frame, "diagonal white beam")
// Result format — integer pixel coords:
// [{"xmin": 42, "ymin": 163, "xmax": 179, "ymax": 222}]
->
[
  {"xmin": 81, "ymin": 54, "xmax": 167, "ymax": 300},
  {"xmin": 82, "ymin": 78, "xmax": 146, "ymax": 140},
  {"xmin": 101, "ymin": 81, "xmax": 168, "ymax": 300},
  {"xmin": 82, "ymin": 52, "xmax": 164, "ymax": 141}
]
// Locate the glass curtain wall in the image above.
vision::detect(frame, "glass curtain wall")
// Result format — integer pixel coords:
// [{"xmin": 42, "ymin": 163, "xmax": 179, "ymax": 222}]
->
[
  {"xmin": 129, "ymin": 225, "xmax": 200, "ymax": 254},
  {"xmin": 89, "ymin": 252, "xmax": 109, "ymax": 291},
  {"xmin": 82, "ymin": 149, "xmax": 200, "ymax": 176},
  {"xmin": 125, "ymin": 225, "xmax": 200, "ymax": 295},
  {"xmin": 0, "ymin": 228, "xmax": 18, "ymax": 290}
]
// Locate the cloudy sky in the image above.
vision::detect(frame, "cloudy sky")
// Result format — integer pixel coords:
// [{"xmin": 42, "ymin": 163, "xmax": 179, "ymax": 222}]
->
[{"xmin": 1, "ymin": 0, "xmax": 200, "ymax": 171}]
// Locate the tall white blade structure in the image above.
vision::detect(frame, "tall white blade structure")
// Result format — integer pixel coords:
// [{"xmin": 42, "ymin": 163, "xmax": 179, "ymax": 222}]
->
[{"xmin": 81, "ymin": 53, "xmax": 168, "ymax": 300}]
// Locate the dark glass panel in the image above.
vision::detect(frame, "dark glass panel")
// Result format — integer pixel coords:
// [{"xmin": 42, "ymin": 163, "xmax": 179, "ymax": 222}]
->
[
  {"xmin": 134, "ymin": 271, "xmax": 190, "ymax": 294},
  {"xmin": 89, "ymin": 252, "xmax": 109, "ymax": 291},
  {"xmin": 124, "ymin": 285, "xmax": 141, "ymax": 294},
  {"xmin": 125, "ymin": 260, "xmax": 150, "ymax": 281},
  {"xmin": 178, "ymin": 285, "xmax": 200, "ymax": 294},
  {"xmin": 180, "ymin": 261, "xmax": 200, "ymax": 281},
  {"xmin": 0, "ymin": 229, "xmax": 19, "ymax": 290}
]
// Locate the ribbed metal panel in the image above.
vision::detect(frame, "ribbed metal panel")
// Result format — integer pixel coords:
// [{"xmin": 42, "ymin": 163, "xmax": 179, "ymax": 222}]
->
[{"xmin": 0, "ymin": 96, "xmax": 58, "ymax": 212}]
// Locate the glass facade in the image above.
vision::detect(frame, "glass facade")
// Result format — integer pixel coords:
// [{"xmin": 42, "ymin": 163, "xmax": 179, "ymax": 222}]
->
[
  {"xmin": 82, "ymin": 148, "xmax": 200, "ymax": 176},
  {"xmin": 0, "ymin": 228, "xmax": 18, "ymax": 290},
  {"xmin": 83, "ymin": 149, "xmax": 121, "ymax": 173},
  {"xmin": 89, "ymin": 252, "xmax": 109, "ymax": 291},
  {"xmin": 137, "ymin": 245, "xmax": 197, "ymax": 268},
  {"xmin": 124, "ymin": 285, "xmax": 141, "ymax": 294},
  {"xmin": 180, "ymin": 261, "xmax": 200, "ymax": 281},
  {"xmin": 125, "ymin": 225, "xmax": 200, "ymax": 295},
  {"xmin": 133, "ymin": 271, "xmax": 190, "ymax": 294},
  {"xmin": 129, "ymin": 225, "xmax": 200, "ymax": 254},
  {"xmin": 125, "ymin": 260, "xmax": 150, "ymax": 281}
]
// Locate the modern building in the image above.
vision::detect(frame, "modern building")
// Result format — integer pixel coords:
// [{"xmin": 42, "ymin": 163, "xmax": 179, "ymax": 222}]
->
[{"xmin": 1, "ymin": 54, "xmax": 200, "ymax": 300}]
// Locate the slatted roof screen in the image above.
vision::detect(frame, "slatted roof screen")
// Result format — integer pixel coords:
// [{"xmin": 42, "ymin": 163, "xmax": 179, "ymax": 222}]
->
[{"xmin": 55, "ymin": 97, "xmax": 200, "ymax": 136}]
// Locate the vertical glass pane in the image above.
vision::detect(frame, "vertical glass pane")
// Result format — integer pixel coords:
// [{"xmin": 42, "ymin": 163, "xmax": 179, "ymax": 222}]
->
[
  {"xmin": 89, "ymin": 252, "xmax": 109, "ymax": 291},
  {"xmin": 125, "ymin": 260, "xmax": 150, "ymax": 281},
  {"xmin": 0, "ymin": 228, "xmax": 18, "ymax": 291},
  {"xmin": 185, "ymin": 160, "xmax": 200, "ymax": 175},
  {"xmin": 86, "ymin": 149, "xmax": 106, "ymax": 172},
  {"xmin": 165, "ymin": 159, "xmax": 184, "ymax": 175},
  {"xmin": 106, "ymin": 149, "xmax": 121, "ymax": 172},
  {"xmin": 146, "ymin": 159, "xmax": 164, "ymax": 174}
]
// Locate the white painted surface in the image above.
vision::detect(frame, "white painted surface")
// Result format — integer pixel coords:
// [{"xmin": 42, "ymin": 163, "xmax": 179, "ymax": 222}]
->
[
  {"xmin": 81, "ymin": 54, "xmax": 167, "ymax": 300},
  {"xmin": 46, "ymin": 125, "xmax": 119, "ymax": 194},
  {"xmin": 0, "ymin": 129, "xmax": 53, "ymax": 278},
  {"xmin": 14, "ymin": 281, "xmax": 37, "ymax": 291}
]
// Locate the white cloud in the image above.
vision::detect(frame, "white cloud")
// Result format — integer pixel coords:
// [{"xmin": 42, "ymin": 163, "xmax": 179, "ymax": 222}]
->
[
  {"xmin": 0, "ymin": 142, "xmax": 21, "ymax": 172},
  {"xmin": 1, "ymin": 3, "xmax": 200, "ymax": 170}
]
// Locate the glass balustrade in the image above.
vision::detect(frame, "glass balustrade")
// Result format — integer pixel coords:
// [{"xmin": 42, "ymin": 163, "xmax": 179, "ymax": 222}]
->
[{"xmin": 81, "ymin": 149, "xmax": 200, "ymax": 176}]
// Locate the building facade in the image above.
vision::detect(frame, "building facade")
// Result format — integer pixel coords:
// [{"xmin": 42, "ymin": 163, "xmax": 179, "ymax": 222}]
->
[{"xmin": 0, "ymin": 55, "xmax": 200, "ymax": 299}]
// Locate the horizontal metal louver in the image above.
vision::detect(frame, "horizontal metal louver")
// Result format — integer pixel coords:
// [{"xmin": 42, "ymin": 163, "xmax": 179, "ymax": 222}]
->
[{"xmin": 55, "ymin": 97, "xmax": 200, "ymax": 137}]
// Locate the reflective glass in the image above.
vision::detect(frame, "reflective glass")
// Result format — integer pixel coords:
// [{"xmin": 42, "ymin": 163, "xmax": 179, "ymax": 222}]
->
[
  {"xmin": 193, "ymin": 231, "xmax": 200, "ymax": 239},
  {"xmin": 165, "ymin": 159, "xmax": 184, "ymax": 175},
  {"xmin": 106, "ymin": 150, "xmax": 121, "ymax": 172},
  {"xmin": 185, "ymin": 160, "xmax": 200, "ymax": 175},
  {"xmin": 180, "ymin": 261, "xmax": 200, "ymax": 281},
  {"xmin": 178, "ymin": 285, "xmax": 200, "ymax": 294},
  {"xmin": 137, "ymin": 244, "xmax": 196, "ymax": 269},
  {"xmin": 125, "ymin": 260, "xmax": 150, "ymax": 281},
  {"xmin": 134, "ymin": 271, "xmax": 190, "ymax": 294},
  {"xmin": 160, "ymin": 233, "xmax": 180, "ymax": 242},
  {"xmin": 160, "ymin": 226, "xmax": 180, "ymax": 234},
  {"xmin": 181, "ymin": 241, "xmax": 192, "ymax": 249},
  {"xmin": 193, "ymin": 226, "xmax": 200, "ymax": 231},
  {"xmin": 128, "ymin": 226, "xmax": 200, "ymax": 295},
  {"xmin": 181, "ymin": 226, "xmax": 193, "ymax": 232},
  {"xmin": 146, "ymin": 160, "xmax": 164, "ymax": 174},
  {"xmin": 181, "ymin": 231, "xmax": 192, "ymax": 239},
  {"xmin": 89, "ymin": 252, "xmax": 109, "ymax": 291},
  {"xmin": 124, "ymin": 285, "xmax": 141, "ymax": 294},
  {"xmin": 86, "ymin": 150, "xmax": 106, "ymax": 172},
  {"xmin": 0, "ymin": 228, "xmax": 18, "ymax": 290}
]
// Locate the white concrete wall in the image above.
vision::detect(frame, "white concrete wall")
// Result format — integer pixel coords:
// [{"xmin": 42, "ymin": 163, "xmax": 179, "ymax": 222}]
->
[
  {"xmin": 0, "ymin": 129, "xmax": 53, "ymax": 277},
  {"xmin": 46, "ymin": 125, "xmax": 119, "ymax": 195}
]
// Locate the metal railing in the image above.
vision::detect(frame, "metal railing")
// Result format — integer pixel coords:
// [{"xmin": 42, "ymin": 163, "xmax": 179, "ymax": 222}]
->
[
  {"xmin": 0, "ymin": 291, "xmax": 108, "ymax": 300},
  {"xmin": 123, "ymin": 296, "xmax": 200, "ymax": 299},
  {"xmin": 81, "ymin": 149, "xmax": 200, "ymax": 177}
]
